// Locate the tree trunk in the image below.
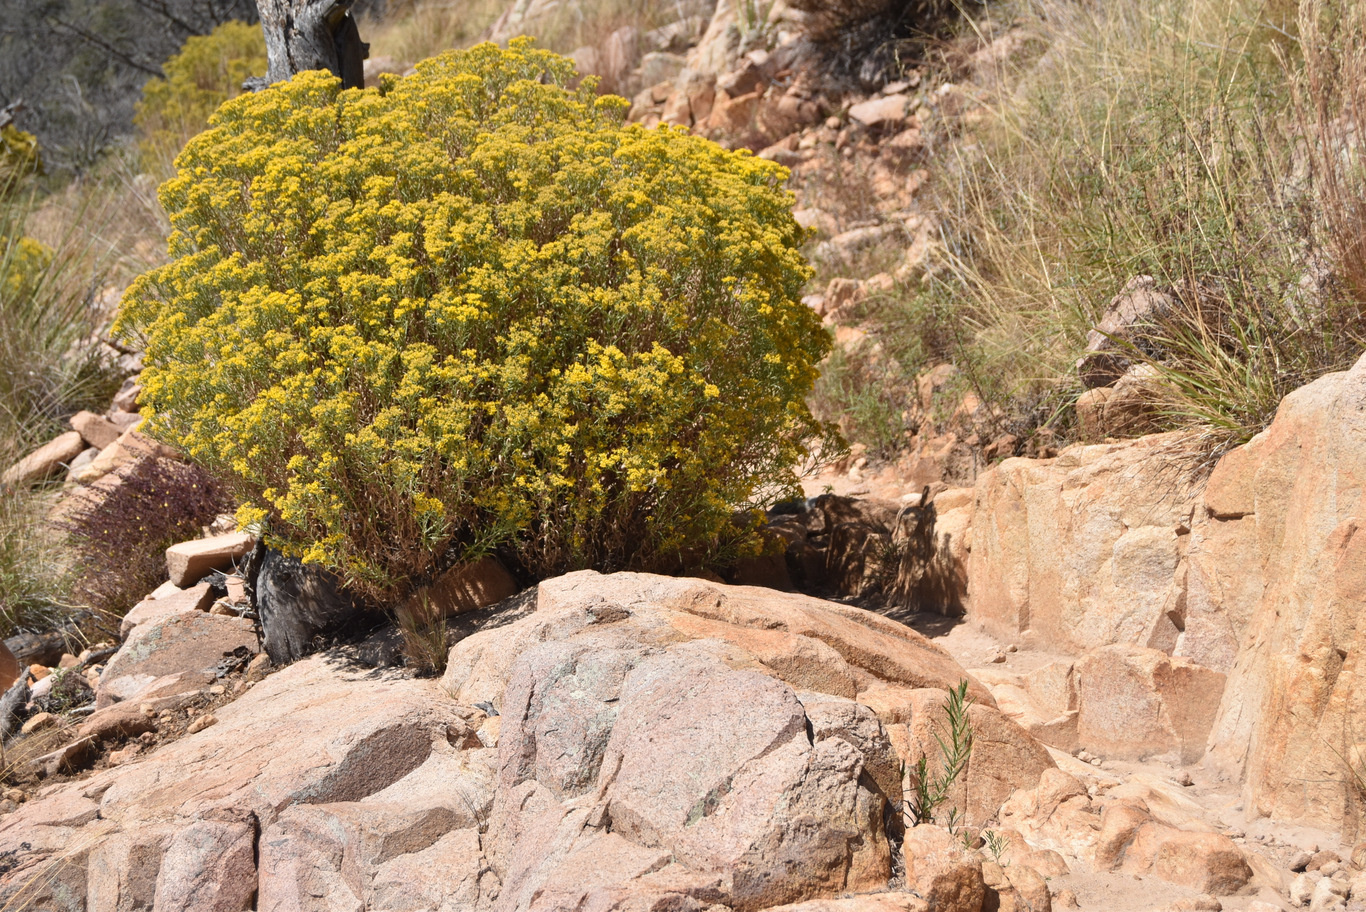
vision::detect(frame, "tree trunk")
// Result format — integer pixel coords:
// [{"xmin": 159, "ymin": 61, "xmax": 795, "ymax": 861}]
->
[{"xmin": 250, "ymin": 0, "xmax": 368, "ymax": 90}]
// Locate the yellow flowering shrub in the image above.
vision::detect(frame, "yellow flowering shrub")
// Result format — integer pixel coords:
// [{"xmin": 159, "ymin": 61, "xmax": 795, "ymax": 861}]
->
[
  {"xmin": 116, "ymin": 39, "xmax": 833, "ymax": 602},
  {"xmin": 2, "ymin": 236, "xmax": 52, "ymax": 299},
  {"xmin": 0, "ymin": 124, "xmax": 41, "ymax": 189},
  {"xmin": 134, "ymin": 20, "xmax": 267, "ymax": 172}
]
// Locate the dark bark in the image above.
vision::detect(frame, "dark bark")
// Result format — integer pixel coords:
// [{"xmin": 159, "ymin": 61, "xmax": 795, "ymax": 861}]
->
[
  {"xmin": 0, "ymin": 677, "xmax": 29, "ymax": 744},
  {"xmin": 250, "ymin": 546, "xmax": 374, "ymax": 664},
  {"xmin": 250, "ymin": 0, "xmax": 369, "ymax": 90}
]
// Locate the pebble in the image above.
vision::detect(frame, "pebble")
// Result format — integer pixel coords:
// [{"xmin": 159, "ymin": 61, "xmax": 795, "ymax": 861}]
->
[
  {"xmin": 1310, "ymin": 849, "xmax": 1343, "ymax": 872},
  {"xmin": 186, "ymin": 714, "xmax": 217, "ymax": 734},
  {"xmin": 246, "ymin": 653, "xmax": 272, "ymax": 683},
  {"xmin": 1005, "ymin": 644, "xmax": 1018, "ymax": 653},
  {"xmin": 108, "ymin": 745, "xmax": 141, "ymax": 766},
  {"xmin": 3, "ymin": 789, "xmax": 25, "ymax": 803},
  {"xmin": 208, "ymin": 685, "xmax": 226, "ymax": 696},
  {"xmin": 1289, "ymin": 871, "xmax": 1318, "ymax": 906},
  {"xmin": 1292, "ymin": 852, "xmax": 1314, "ymax": 872},
  {"xmin": 990, "ymin": 651, "xmax": 1007, "ymax": 664},
  {"xmin": 20, "ymin": 712, "xmax": 57, "ymax": 735},
  {"xmin": 1177, "ymin": 770, "xmax": 1194, "ymax": 787}
]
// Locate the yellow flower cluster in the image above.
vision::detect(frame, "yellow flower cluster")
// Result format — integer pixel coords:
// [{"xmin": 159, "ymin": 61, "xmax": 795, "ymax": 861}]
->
[
  {"xmin": 2, "ymin": 236, "xmax": 53, "ymax": 299},
  {"xmin": 0, "ymin": 124, "xmax": 41, "ymax": 189},
  {"xmin": 116, "ymin": 39, "xmax": 834, "ymax": 601},
  {"xmin": 134, "ymin": 20, "xmax": 267, "ymax": 172}
]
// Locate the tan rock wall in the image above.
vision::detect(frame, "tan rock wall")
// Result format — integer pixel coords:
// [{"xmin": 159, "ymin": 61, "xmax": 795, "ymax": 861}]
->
[
  {"xmin": 1199, "ymin": 351, "xmax": 1366, "ymax": 838},
  {"xmin": 966, "ymin": 432, "xmax": 1204, "ymax": 659}
]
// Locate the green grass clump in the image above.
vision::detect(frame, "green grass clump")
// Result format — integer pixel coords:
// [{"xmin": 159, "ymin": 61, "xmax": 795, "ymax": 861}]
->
[
  {"xmin": 847, "ymin": 0, "xmax": 1366, "ymax": 455},
  {"xmin": 0, "ymin": 181, "xmax": 123, "ymax": 634},
  {"xmin": 117, "ymin": 40, "xmax": 837, "ymax": 604}
]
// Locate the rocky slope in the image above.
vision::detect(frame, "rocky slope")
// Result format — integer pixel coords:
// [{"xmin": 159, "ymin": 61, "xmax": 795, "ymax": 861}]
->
[
  {"xmin": 6, "ymin": 352, "xmax": 1366, "ymax": 909},
  {"xmin": 2, "ymin": 1, "xmax": 1366, "ymax": 910}
]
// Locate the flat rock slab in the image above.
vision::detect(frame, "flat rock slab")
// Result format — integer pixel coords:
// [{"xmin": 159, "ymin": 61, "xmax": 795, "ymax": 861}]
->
[
  {"xmin": 2, "ymin": 431, "xmax": 85, "ymax": 487},
  {"xmin": 0, "ymin": 655, "xmax": 462, "ymax": 911},
  {"xmin": 69, "ymin": 410, "xmax": 122, "ymax": 450},
  {"xmin": 99, "ymin": 613, "xmax": 258, "ymax": 707},
  {"xmin": 0, "ymin": 572, "xmax": 1059, "ymax": 912},
  {"xmin": 848, "ymin": 93, "xmax": 910, "ymax": 128},
  {"xmin": 120, "ymin": 583, "xmax": 215, "ymax": 640},
  {"xmin": 166, "ymin": 533, "xmax": 254, "ymax": 587}
]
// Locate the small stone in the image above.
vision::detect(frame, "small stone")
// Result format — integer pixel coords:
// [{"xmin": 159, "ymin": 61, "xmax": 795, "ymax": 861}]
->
[
  {"xmin": 1293, "ymin": 852, "xmax": 1315, "ymax": 872},
  {"xmin": 1310, "ymin": 850, "xmax": 1343, "ymax": 872},
  {"xmin": 1005, "ymin": 644, "xmax": 1018, "ymax": 653},
  {"xmin": 108, "ymin": 745, "xmax": 140, "ymax": 765},
  {"xmin": 1322, "ymin": 861, "xmax": 1344, "ymax": 877},
  {"xmin": 445, "ymin": 719, "xmax": 483, "ymax": 750},
  {"xmin": 140, "ymin": 703, "xmax": 156, "ymax": 716},
  {"xmin": 186, "ymin": 714, "xmax": 217, "ymax": 734},
  {"xmin": 208, "ymin": 685, "xmax": 226, "ymax": 696},
  {"xmin": 246, "ymin": 652, "xmax": 271, "ymax": 683},
  {"xmin": 1290, "ymin": 872, "xmax": 1319, "ymax": 906},
  {"xmin": 1178, "ymin": 770, "xmax": 1194, "ymax": 786},
  {"xmin": 29, "ymin": 664, "xmax": 49, "ymax": 680},
  {"xmin": 225, "ymin": 576, "xmax": 247, "ymax": 605},
  {"xmin": 0, "ymin": 800, "xmax": 15, "ymax": 814},
  {"xmin": 990, "ymin": 651, "xmax": 1008, "ymax": 664},
  {"xmin": 3, "ymin": 789, "xmax": 25, "ymax": 803},
  {"xmin": 1311, "ymin": 875, "xmax": 1349, "ymax": 911},
  {"xmin": 57, "ymin": 653, "xmax": 78, "ymax": 670},
  {"xmin": 33, "ymin": 735, "xmax": 99, "ymax": 776},
  {"xmin": 20, "ymin": 712, "xmax": 57, "ymax": 734},
  {"xmin": 70, "ymin": 410, "xmax": 122, "ymax": 449},
  {"xmin": 1053, "ymin": 888, "xmax": 1080, "ymax": 909}
]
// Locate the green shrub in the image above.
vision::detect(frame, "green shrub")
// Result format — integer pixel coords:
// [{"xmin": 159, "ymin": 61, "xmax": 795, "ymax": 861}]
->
[
  {"xmin": 134, "ymin": 20, "xmax": 267, "ymax": 175},
  {"xmin": 116, "ymin": 40, "xmax": 834, "ymax": 602}
]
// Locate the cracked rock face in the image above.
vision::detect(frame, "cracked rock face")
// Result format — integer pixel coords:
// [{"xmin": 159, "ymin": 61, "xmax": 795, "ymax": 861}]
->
[{"xmin": 0, "ymin": 571, "xmax": 1056, "ymax": 911}]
